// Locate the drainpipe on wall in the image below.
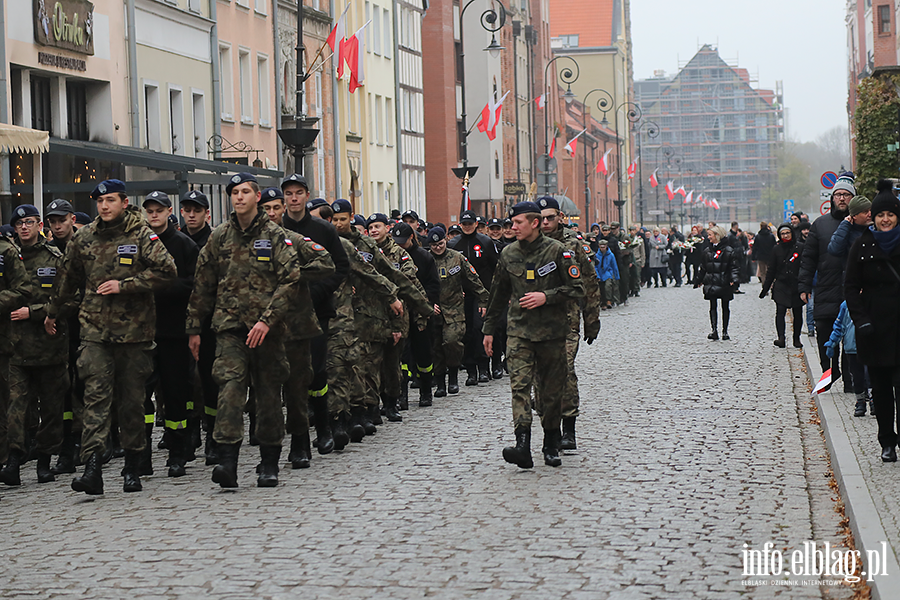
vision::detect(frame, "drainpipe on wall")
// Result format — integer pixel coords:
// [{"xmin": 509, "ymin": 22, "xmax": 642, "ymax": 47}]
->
[
  {"xmin": 126, "ymin": 0, "xmax": 141, "ymax": 147},
  {"xmin": 330, "ymin": 0, "xmax": 342, "ymax": 197},
  {"xmin": 392, "ymin": 0, "xmax": 403, "ymax": 211},
  {"xmin": 272, "ymin": 0, "xmax": 282, "ymax": 170},
  {"xmin": 0, "ymin": 0, "xmax": 10, "ymax": 195},
  {"xmin": 210, "ymin": 0, "xmax": 222, "ymax": 144}
]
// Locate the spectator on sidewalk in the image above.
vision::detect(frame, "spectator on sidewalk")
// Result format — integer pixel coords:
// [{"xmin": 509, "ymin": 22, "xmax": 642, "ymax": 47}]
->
[
  {"xmin": 594, "ymin": 239, "xmax": 620, "ymax": 310},
  {"xmin": 760, "ymin": 223, "xmax": 804, "ymax": 349},
  {"xmin": 825, "ymin": 301, "xmax": 870, "ymax": 417},
  {"xmin": 751, "ymin": 222, "xmax": 776, "ymax": 284}
]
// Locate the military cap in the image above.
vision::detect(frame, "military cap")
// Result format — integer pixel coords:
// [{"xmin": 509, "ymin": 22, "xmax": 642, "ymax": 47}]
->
[
  {"xmin": 508, "ymin": 201, "xmax": 541, "ymax": 218},
  {"xmin": 142, "ymin": 191, "xmax": 171, "ymax": 208},
  {"xmin": 448, "ymin": 224, "xmax": 462, "ymax": 234},
  {"xmin": 306, "ymin": 197, "xmax": 328, "ymax": 211},
  {"xmin": 168, "ymin": 214, "xmax": 179, "ymax": 226},
  {"xmin": 391, "ymin": 222, "xmax": 415, "ymax": 243},
  {"xmin": 401, "ymin": 209, "xmax": 419, "ymax": 221},
  {"xmin": 597, "ymin": 238, "xmax": 609, "ymax": 246},
  {"xmin": 428, "ymin": 226, "xmax": 446, "ymax": 243},
  {"xmin": 331, "ymin": 199, "xmax": 353, "ymax": 214},
  {"xmin": 46, "ymin": 199, "xmax": 75, "ymax": 217},
  {"xmin": 181, "ymin": 190, "xmax": 209, "ymax": 209},
  {"xmin": 390, "ymin": 209, "xmax": 402, "ymax": 220},
  {"xmin": 259, "ymin": 187, "xmax": 284, "ymax": 203},
  {"xmin": 503, "ymin": 218, "xmax": 512, "ymax": 227},
  {"xmin": 460, "ymin": 210, "xmax": 477, "ymax": 223},
  {"xmin": 0, "ymin": 224, "xmax": 14, "ymax": 238},
  {"xmin": 281, "ymin": 173, "xmax": 309, "ymax": 190},
  {"xmin": 488, "ymin": 218, "xmax": 503, "ymax": 228},
  {"xmin": 225, "ymin": 172, "xmax": 257, "ymax": 195},
  {"xmin": 366, "ymin": 213, "xmax": 389, "ymax": 226},
  {"xmin": 537, "ymin": 196, "xmax": 559, "ymax": 210},
  {"xmin": 10, "ymin": 204, "xmax": 40, "ymax": 227},
  {"xmin": 610, "ymin": 221, "xmax": 621, "ymax": 228},
  {"xmin": 476, "ymin": 216, "xmax": 486, "ymax": 225},
  {"xmin": 74, "ymin": 212, "xmax": 92, "ymax": 225},
  {"xmin": 91, "ymin": 179, "xmax": 126, "ymax": 199},
  {"xmin": 353, "ymin": 214, "xmax": 367, "ymax": 229}
]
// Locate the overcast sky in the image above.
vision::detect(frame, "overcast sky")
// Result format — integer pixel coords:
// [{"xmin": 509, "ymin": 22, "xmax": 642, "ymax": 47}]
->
[{"xmin": 631, "ymin": 0, "xmax": 848, "ymax": 143}]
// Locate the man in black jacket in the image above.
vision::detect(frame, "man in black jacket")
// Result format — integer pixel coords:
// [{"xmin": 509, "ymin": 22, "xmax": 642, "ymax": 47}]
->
[
  {"xmin": 751, "ymin": 222, "xmax": 776, "ymax": 284},
  {"xmin": 799, "ymin": 175, "xmax": 854, "ymax": 380},
  {"xmin": 727, "ymin": 222, "xmax": 748, "ymax": 293},
  {"xmin": 448, "ymin": 209, "xmax": 499, "ymax": 385}
]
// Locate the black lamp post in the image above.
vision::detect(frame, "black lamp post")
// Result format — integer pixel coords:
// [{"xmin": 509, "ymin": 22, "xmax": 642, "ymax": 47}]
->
[
  {"xmin": 592, "ymin": 89, "xmax": 643, "ymax": 224},
  {"xmin": 635, "ymin": 120, "xmax": 659, "ymax": 226}
]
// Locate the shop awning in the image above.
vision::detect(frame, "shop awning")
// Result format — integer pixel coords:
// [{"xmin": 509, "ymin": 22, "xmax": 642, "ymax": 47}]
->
[{"xmin": 0, "ymin": 123, "xmax": 50, "ymax": 154}]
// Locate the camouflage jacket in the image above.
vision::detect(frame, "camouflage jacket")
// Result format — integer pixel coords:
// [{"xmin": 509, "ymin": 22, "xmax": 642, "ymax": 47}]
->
[
  {"xmin": 330, "ymin": 236, "xmax": 398, "ymax": 339},
  {"xmin": 432, "ymin": 248, "xmax": 488, "ymax": 326},
  {"xmin": 547, "ymin": 227, "xmax": 601, "ymax": 338},
  {"xmin": 186, "ymin": 210, "xmax": 300, "ymax": 336},
  {"xmin": 48, "ymin": 207, "xmax": 176, "ymax": 344},
  {"xmin": 12, "ymin": 239, "xmax": 69, "ymax": 365},
  {"xmin": 283, "ymin": 229, "xmax": 334, "ymax": 342},
  {"xmin": 376, "ymin": 236, "xmax": 427, "ymax": 337},
  {"xmin": 615, "ymin": 229, "xmax": 633, "ymax": 259},
  {"xmin": 483, "ymin": 232, "xmax": 584, "ymax": 342},
  {"xmin": 0, "ymin": 238, "xmax": 33, "ymax": 355}
]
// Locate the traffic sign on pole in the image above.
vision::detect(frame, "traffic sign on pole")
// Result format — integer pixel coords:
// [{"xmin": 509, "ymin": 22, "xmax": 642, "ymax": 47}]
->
[
  {"xmin": 784, "ymin": 199, "xmax": 795, "ymax": 212},
  {"xmin": 821, "ymin": 172, "xmax": 838, "ymax": 189},
  {"xmin": 784, "ymin": 210, "xmax": 793, "ymax": 222},
  {"xmin": 820, "ymin": 200, "xmax": 831, "ymax": 215}
]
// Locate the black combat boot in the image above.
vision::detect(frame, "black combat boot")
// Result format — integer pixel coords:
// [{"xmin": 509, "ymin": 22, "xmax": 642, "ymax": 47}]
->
[
  {"xmin": 123, "ymin": 450, "xmax": 143, "ymax": 492},
  {"xmin": 138, "ymin": 423, "xmax": 154, "ymax": 476},
  {"xmin": 36, "ymin": 453, "xmax": 55, "ymax": 483},
  {"xmin": 52, "ymin": 424, "xmax": 77, "ymax": 474},
  {"xmin": 447, "ymin": 368, "xmax": 460, "ymax": 395},
  {"xmin": 398, "ymin": 376, "xmax": 409, "ymax": 411},
  {"xmin": 313, "ymin": 397, "xmax": 335, "ymax": 455},
  {"xmin": 257, "ymin": 445, "xmax": 280, "ymax": 487},
  {"xmin": 212, "ymin": 442, "xmax": 240, "ymax": 488},
  {"xmin": 289, "ymin": 432, "xmax": 311, "ymax": 469},
  {"xmin": 542, "ymin": 428, "xmax": 562, "ymax": 467},
  {"xmin": 370, "ymin": 399, "xmax": 384, "ymax": 425},
  {"xmin": 361, "ymin": 406, "xmax": 377, "ymax": 435},
  {"xmin": 465, "ymin": 368, "xmax": 478, "ymax": 386},
  {"xmin": 348, "ymin": 407, "xmax": 366, "ymax": 442},
  {"xmin": 204, "ymin": 415, "xmax": 219, "ymax": 465},
  {"xmin": 332, "ymin": 413, "xmax": 350, "ymax": 451},
  {"xmin": 477, "ymin": 361, "xmax": 490, "ymax": 383},
  {"xmin": 383, "ymin": 396, "xmax": 402, "ymax": 422},
  {"xmin": 0, "ymin": 449, "xmax": 23, "ymax": 486},
  {"xmin": 491, "ymin": 355, "xmax": 504, "ymax": 380},
  {"xmin": 502, "ymin": 427, "xmax": 533, "ymax": 469},
  {"xmin": 721, "ymin": 330, "xmax": 730, "ymax": 341},
  {"xmin": 419, "ymin": 372, "xmax": 433, "ymax": 407},
  {"xmin": 434, "ymin": 372, "xmax": 447, "ymax": 398},
  {"xmin": 166, "ymin": 430, "xmax": 188, "ymax": 478},
  {"xmin": 110, "ymin": 428, "xmax": 125, "ymax": 459},
  {"xmin": 560, "ymin": 417, "xmax": 577, "ymax": 451},
  {"xmin": 186, "ymin": 418, "xmax": 200, "ymax": 462},
  {"xmin": 248, "ymin": 412, "xmax": 259, "ymax": 446},
  {"xmin": 71, "ymin": 452, "xmax": 103, "ymax": 495}
]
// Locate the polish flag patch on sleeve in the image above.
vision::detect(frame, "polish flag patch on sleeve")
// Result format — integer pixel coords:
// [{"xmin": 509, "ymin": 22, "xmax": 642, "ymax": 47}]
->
[
  {"xmin": 285, "ymin": 239, "xmax": 293, "ymax": 246},
  {"xmin": 149, "ymin": 233, "xmax": 159, "ymax": 241},
  {"xmin": 562, "ymin": 250, "xmax": 573, "ymax": 259}
]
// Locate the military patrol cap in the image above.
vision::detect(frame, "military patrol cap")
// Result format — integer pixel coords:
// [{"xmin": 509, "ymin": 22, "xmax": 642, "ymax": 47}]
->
[
  {"xmin": 488, "ymin": 218, "xmax": 503, "ymax": 228},
  {"xmin": 460, "ymin": 209, "xmax": 477, "ymax": 223},
  {"xmin": 476, "ymin": 216, "xmax": 486, "ymax": 225},
  {"xmin": 181, "ymin": 190, "xmax": 210, "ymax": 209},
  {"xmin": 537, "ymin": 196, "xmax": 559, "ymax": 210},
  {"xmin": 448, "ymin": 224, "xmax": 462, "ymax": 235},
  {"xmin": 391, "ymin": 222, "xmax": 415, "ymax": 243},
  {"xmin": 401, "ymin": 209, "xmax": 419, "ymax": 221},
  {"xmin": 259, "ymin": 187, "xmax": 284, "ymax": 204},
  {"xmin": 91, "ymin": 179, "xmax": 126, "ymax": 199},
  {"xmin": 366, "ymin": 213, "xmax": 389, "ymax": 226},
  {"xmin": 597, "ymin": 238, "xmax": 609, "ymax": 246},
  {"xmin": 142, "ymin": 191, "xmax": 171, "ymax": 208},
  {"xmin": 331, "ymin": 199, "xmax": 353, "ymax": 214},
  {"xmin": 508, "ymin": 201, "xmax": 541, "ymax": 218},
  {"xmin": 74, "ymin": 212, "xmax": 92, "ymax": 225},
  {"xmin": 225, "ymin": 172, "xmax": 257, "ymax": 195},
  {"xmin": 353, "ymin": 214, "xmax": 367, "ymax": 229},
  {"xmin": 503, "ymin": 218, "xmax": 512, "ymax": 227},
  {"xmin": 428, "ymin": 226, "xmax": 446, "ymax": 243},
  {"xmin": 46, "ymin": 199, "xmax": 75, "ymax": 217},
  {"xmin": 10, "ymin": 204, "xmax": 40, "ymax": 227},
  {"xmin": 281, "ymin": 173, "xmax": 309, "ymax": 191},
  {"xmin": 306, "ymin": 197, "xmax": 328, "ymax": 211},
  {"xmin": 610, "ymin": 221, "xmax": 621, "ymax": 228}
]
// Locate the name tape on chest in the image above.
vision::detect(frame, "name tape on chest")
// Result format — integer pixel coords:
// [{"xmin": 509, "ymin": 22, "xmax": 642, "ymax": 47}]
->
[
  {"xmin": 537, "ymin": 261, "xmax": 557, "ymax": 277},
  {"xmin": 117, "ymin": 244, "xmax": 138, "ymax": 265},
  {"xmin": 448, "ymin": 265, "xmax": 461, "ymax": 276},
  {"xmin": 254, "ymin": 239, "xmax": 272, "ymax": 262}
]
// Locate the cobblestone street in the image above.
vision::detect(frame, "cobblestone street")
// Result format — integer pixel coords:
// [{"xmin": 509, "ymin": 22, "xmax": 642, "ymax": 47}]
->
[{"xmin": 0, "ymin": 286, "xmax": 857, "ymax": 599}]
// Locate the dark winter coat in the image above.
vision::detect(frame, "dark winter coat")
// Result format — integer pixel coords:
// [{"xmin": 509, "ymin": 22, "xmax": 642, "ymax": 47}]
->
[
  {"xmin": 798, "ymin": 209, "xmax": 848, "ymax": 320},
  {"xmin": 843, "ymin": 228, "xmax": 900, "ymax": 367},
  {"xmin": 154, "ymin": 223, "xmax": 199, "ymax": 339},
  {"xmin": 697, "ymin": 241, "xmax": 740, "ymax": 300},
  {"xmin": 827, "ymin": 219, "xmax": 868, "ymax": 259},
  {"xmin": 751, "ymin": 227, "xmax": 776, "ymax": 263},
  {"xmin": 761, "ymin": 238, "xmax": 804, "ymax": 308}
]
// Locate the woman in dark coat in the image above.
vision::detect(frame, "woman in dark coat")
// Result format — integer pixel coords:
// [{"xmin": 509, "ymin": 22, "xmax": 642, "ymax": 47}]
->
[
  {"xmin": 844, "ymin": 191, "xmax": 900, "ymax": 462},
  {"xmin": 760, "ymin": 223, "xmax": 805, "ymax": 348},
  {"xmin": 695, "ymin": 225, "xmax": 740, "ymax": 340}
]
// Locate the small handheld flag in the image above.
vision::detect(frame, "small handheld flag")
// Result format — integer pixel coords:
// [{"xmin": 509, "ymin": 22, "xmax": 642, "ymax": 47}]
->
[{"xmin": 811, "ymin": 369, "xmax": 832, "ymax": 395}]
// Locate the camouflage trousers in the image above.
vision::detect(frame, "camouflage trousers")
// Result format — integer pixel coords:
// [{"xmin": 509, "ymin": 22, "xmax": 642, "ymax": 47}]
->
[
  {"xmin": 533, "ymin": 326, "xmax": 580, "ymax": 419},
  {"xmin": 7, "ymin": 362, "xmax": 68, "ymax": 455},
  {"xmin": 326, "ymin": 332, "xmax": 365, "ymax": 414},
  {"xmin": 212, "ymin": 330, "xmax": 289, "ymax": 446},
  {"xmin": 284, "ymin": 339, "xmax": 312, "ymax": 434},
  {"xmin": 77, "ymin": 341, "xmax": 154, "ymax": 460},
  {"xmin": 507, "ymin": 335, "xmax": 566, "ymax": 431},
  {"xmin": 358, "ymin": 338, "xmax": 400, "ymax": 407},
  {"xmin": 0, "ymin": 353, "xmax": 8, "ymax": 464},
  {"xmin": 432, "ymin": 319, "xmax": 464, "ymax": 375}
]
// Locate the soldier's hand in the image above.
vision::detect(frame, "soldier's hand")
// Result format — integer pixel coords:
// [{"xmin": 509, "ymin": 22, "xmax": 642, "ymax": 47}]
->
[
  {"xmin": 478, "ymin": 307, "xmax": 486, "ymax": 317},
  {"xmin": 97, "ymin": 280, "xmax": 121, "ymax": 295},
  {"xmin": 483, "ymin": 335, "xmax": 493, "ymax": 357},
  {"xmin": 519, "ymin": 291, "xmax": 547, "ymax": 310},
  {"xmin": 189, "ymin": 334, "xmax": 201, "ymax": 361},
  {"xmin": 10, "ymin": 307, "xmax": 29, "ymax": 321},
  {"xmin": 390, "ymin": 299, "xmax": 403, "ymax": 316},
  {"xmin": 44, "ymin": 316, "xmax": 57, "ymax": 335},
  {"xmin": 246, "ymin": 322, "xmax": 270, "ymax": 349},
  {"xmin": 434, "ymin": 304, "xmax": 441, "ymax": 315},
  {"xmin": 392, "ymin": 332, "xmax": 402, "ymax": 345}
]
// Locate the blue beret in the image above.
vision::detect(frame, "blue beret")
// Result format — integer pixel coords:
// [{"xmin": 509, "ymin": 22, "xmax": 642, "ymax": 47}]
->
[
  {"xmin": 182, "ymin": 190, "xmax": 209, "ymax": 208},
  {"xmin": 281, "ymin": 173, "xmax": 309, "ymax": 190},
  {"xmin": 508, "ymin": 201, "xmax": 541, "ymax": 218},
  {"xmin": 306, "ymin": 197, "xmax": 328, "ymax": 211},
  {"xmin": 225, "ymin": 172, "xmax": 257, "ymax": 195},
  {"xmin": 259, "ymin": 187, "xmax": 284, "ymax": 203},
  {"xmin": 91, "ymin": 179, "xmax": 126, "ymax": 199},
  {"xmin": 10, "ymin": 204, "xmax": 40, "ymax": 226},
  {"xmin": 428, "ymin": 227, "xmax": 446, "ymax": 242},
  {"xmin": 143, "ymin": 191, "xmax": 171, "ymax": 208},
  {"xmin": 74, "ymin": 212, "xmax": 92, "ymax": 225},
  {"xmin": 353, "ymin": 214, "xmax": 367, "ymax": 228},
  {"xmin": 332, "ymin": 199, "xmax": 353, "ymax": 214},
  {"xmin": 537, "ymin": 196, "xmax": 559, "ymax": 210},
  {"xmin": 366, "ymin": 213, "xmax": 389, "ymax": 226}
]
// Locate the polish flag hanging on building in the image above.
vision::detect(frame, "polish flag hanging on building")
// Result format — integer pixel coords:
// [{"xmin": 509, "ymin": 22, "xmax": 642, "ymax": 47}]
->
[
  {"xmin": 710, "ymin": 199, "xmax": 720, "ymax": 210},
  {"xmin": 606, "ymin": 169, "xmax": 616, "ymax": 186},
  {"xmin": 683, "ymin": 190, "xmax": 693, "ymax": 205},
  {"xmin": 675, "ymin": 185, "xmax": 686, "ymax": 197},
  {"xmin": 535, "ymin": 94, "xmax": 545, "ymax": 110},
  {"xmin": 627, "ymin": 160, "xmax": 636, "ymax": 180},
  {"xmin": 811, "ymin": 369, "xmax": 832, "ymax": 395},
  {"xmin": 548, "ymin": 125, "xmax": 560, "ymax": 158},
  {"xmin": 596, "ymin": 148, "xmax": 612, "ymax": 175},
  {"xmin": 326, "ymin": 3, "xmax": 351, "ymax": 78},
  {"xmin": 649, "ymin": 168, "xmax": 659, "ymax": 188},
  {"xmin": 565, "ymin": 128, "xmax": 587, "ymax": 155},
  {"xmin": 476, "ymin": 90, "xmax": 510, "ymax": 141},
  {"xmin": 345, "ymin": 20, "xmax": 371, "ymax": 93},
  {"xmin": 665, "ymin": 181, "xmax": 675, "ymax": 201}
]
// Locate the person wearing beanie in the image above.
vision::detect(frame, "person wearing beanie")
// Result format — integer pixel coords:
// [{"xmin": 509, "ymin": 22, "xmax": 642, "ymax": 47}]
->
[
  {"xmin": 844, "ymin": 179, "xmax": 900, "ymax": 461},
  {"xmin": 798, "ymin": 173, "xmax": 856, "ymax": 382},
  {"xmin": 828, "ymin": 194, "xmax": 872, "ymax": 258},
  {"xmin": 760, "ymin": 223, "xmax": 805, "ymax": 348}
]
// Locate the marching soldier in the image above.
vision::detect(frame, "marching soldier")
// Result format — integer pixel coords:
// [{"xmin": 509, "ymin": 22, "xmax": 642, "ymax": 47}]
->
[{"xmin": 483, "ymin": 201, "xmax": 584, "ymax": 469}]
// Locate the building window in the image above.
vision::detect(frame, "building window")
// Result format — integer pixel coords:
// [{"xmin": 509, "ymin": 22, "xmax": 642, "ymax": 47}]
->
[
  {"xmin": 187, "ymin": 0, "xmax": 200, "ymax": 12},
  {"xmin": 879, "ymin": 5, "xmax": 891, "ymax": 33},
  {"xmin": 315, "ymin": 72, "xmax": 323, "ymax": 117},
  {"xmin": 383, "ymin": 8, "xmax": 392, "ymax": 58},
  {"xmin": 385, "ymin": 97, "xmax": 392, "ymax": 145},
  {"xmin": 254, "ymin": 0, "xmax": 266, "ymax": 14},
  {"xmin": 169, "ymin": 86, "xmax": 184, "ymax": 154},
  {"xmin": 192, "ymin": 92, "xmax": 206, "ymax": 158},
  {"xmin": 457, "ymin": 119, "xmax": 465, "ymax": 161},
  {"xmin": 30, "ymin": 76, "xmax": 52, "ymax": 135},
  {"xmin": 144, "ymin": 82, "xmax": 161, "ymax": 151},
  {"xmin": 257, "ymin": 54, "xmax": 270, "ymax": 126},
  {"xmin": 375, "ymin": 95, "xmax": 382, "ymax": 144},
  {"xmin": 219, "ymin": 44, "xmax": 234, "ymax": 120},
  {"xmin": 373, "ymin": 6, "xmax": 382, "ymax": 56},
  {"xmin": 494, "ymin": 152, "xmax": 500, "ymax": 178},
  {"xmin": 455, "ymin": 42, "xmax": 464, "ymax": 83},
  {"xmin": 66, "ymin": 80, "xmax": 88, "ymax": 141},
  {"xmin": 239, "ymin": 48, "xmax": 253, "ymax": 124}
]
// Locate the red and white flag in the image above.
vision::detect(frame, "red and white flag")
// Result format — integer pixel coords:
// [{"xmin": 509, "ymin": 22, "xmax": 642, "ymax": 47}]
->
[
  {"xmin": 665, "ymin": 181, "xmax": 675, "ymax": 201},
  {"xmin": 476, "ymin": 90, "xmax": 510, "ymax": 141},
  {"xmin": 696, "ymin": 193, "xmax": 703, "ymax": 205},
  {"xmin": 565, "ymin": 128, "xmax": 586, "ymax": 155},
  {"xmin": 675, "ymin": 185, "xmax": 686, "ymax": 197},
  {"xmin": 627, "ymin": 160, "xmax": 636, "ymax": 180},
  {"xmin": 548, "ymin": 125, "xmax": 559, "ymax": 159},
  {"xmin": 535, "ymin": 94, "xmax": 545, "ymax": 110},
  {"xmin": 811, "ymin": 369, "xmax": 832, "ymax": 395},
  {"xmin": 649, "ymin": 168, "xmax": 659, "ymax": 188},
  {"xmin": 596, "ymin": 148, "xmax": 612, "ymax": 175},
  {"xmin": 683, "ymin": 190, "xmax": 693, "ymax": 205},
  {"xmin": 710, "ymin": 199, "xmax": 720, "ymax": 210},
  {"xmin": 345, "ymin": 20, "xmax": 371, "ymax": 93},
  {"xmin": 606, "ymin": 169, "xmax": 616, "ymax": 186},
  {"xmin": 326, "ymin": 3, "xmax": 351, "ymax": 78}
]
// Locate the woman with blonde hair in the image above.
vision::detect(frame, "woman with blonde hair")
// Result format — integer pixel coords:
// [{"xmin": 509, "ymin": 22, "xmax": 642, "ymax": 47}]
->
[{"xmin": 695, "ymin": 225, "xmax": 740, "ymax": 340}]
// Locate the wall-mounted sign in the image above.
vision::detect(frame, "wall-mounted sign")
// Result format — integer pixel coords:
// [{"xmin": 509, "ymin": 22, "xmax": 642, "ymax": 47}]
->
[
  {"xmin": 503, "ymin": 182, "xmax": 526, "ymax": 196},
  {"xmin": 37, "ymin": 51, "xmax": 86, "ymax": 71},
  {"xmin": 34, "ymin": 0, "xmax": 95, "ymax": 56}
]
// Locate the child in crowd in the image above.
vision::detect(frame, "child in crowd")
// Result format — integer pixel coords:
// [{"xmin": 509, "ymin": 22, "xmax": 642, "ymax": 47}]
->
[
  {"xmin": 825, "ymin": 300, "xmax": 872, "ymax": 417},
  {"xmin": 594, "ymin": 239, "xmax": 620, "ymax": 310}
]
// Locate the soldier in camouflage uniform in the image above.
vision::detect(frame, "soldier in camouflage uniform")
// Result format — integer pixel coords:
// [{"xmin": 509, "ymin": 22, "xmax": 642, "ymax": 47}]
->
[
  {"xmin": 628, "ymin": 225, "xmax": 645, "ymax": 297},
  {"xmin": 427, "ymin": 227, "xmax": 487, "ymax": 397},
  {"xmin": 538, "ymin": 197, "xmax": 601, "ymax": 451},
  {"xmin": 187, "ymin": 173, "xmax": 301, "ymax": 489},
  {"xmin": 258, "ymin": 187, "xmax": 334, "ymax": 469},
  {"xmin": 0, "ymin": 205, "xmax": 59, "ymax": 486},
  {"xmin": 46, "ymin": 180, "xmax": 176, "ymax": 495},
  {"xmin": 483, "ymin": 201, "xmax": 584, "ymax": 469}
]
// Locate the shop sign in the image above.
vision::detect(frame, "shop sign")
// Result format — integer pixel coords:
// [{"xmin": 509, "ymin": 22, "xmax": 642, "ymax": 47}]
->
[{"xmin": 34, "ymin": 0, "xmax": 95, "ymax": 56}]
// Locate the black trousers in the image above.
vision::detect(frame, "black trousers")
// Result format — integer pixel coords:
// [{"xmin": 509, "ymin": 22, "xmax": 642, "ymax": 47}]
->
[
  {"xmin": 869, "ymin": 366, "xmax": 900, "ymax": 448},
  {"xmin": 461, "ymin": 295, "xmax": 487, "ymax": 371},
  {"xmin": 403, "ymin": 318, "xmax": 434, "ymax": 375},
  {"xmin": 709, "ymin": 298, "xmax": 730, "ymax": 332},
  {"xmin": 199, "ymin": 327, "xmax": 218, "ymax": 419},
  {"xmin": 145, "ymin": 338, "xmax": 193, "ymax": 430},
  {"xmin": 775, "ymin": 303, "xmax": 803, "ymax": 341}
]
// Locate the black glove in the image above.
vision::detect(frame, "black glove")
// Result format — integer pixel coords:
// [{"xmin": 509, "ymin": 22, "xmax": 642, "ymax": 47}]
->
[
  {"xmin": 759, "ymin": 290, "xmax": 767, "ymax": 299},
  {"xmin": 584, "ymin": 335, "xmax": 596, "ymax": 345}
]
